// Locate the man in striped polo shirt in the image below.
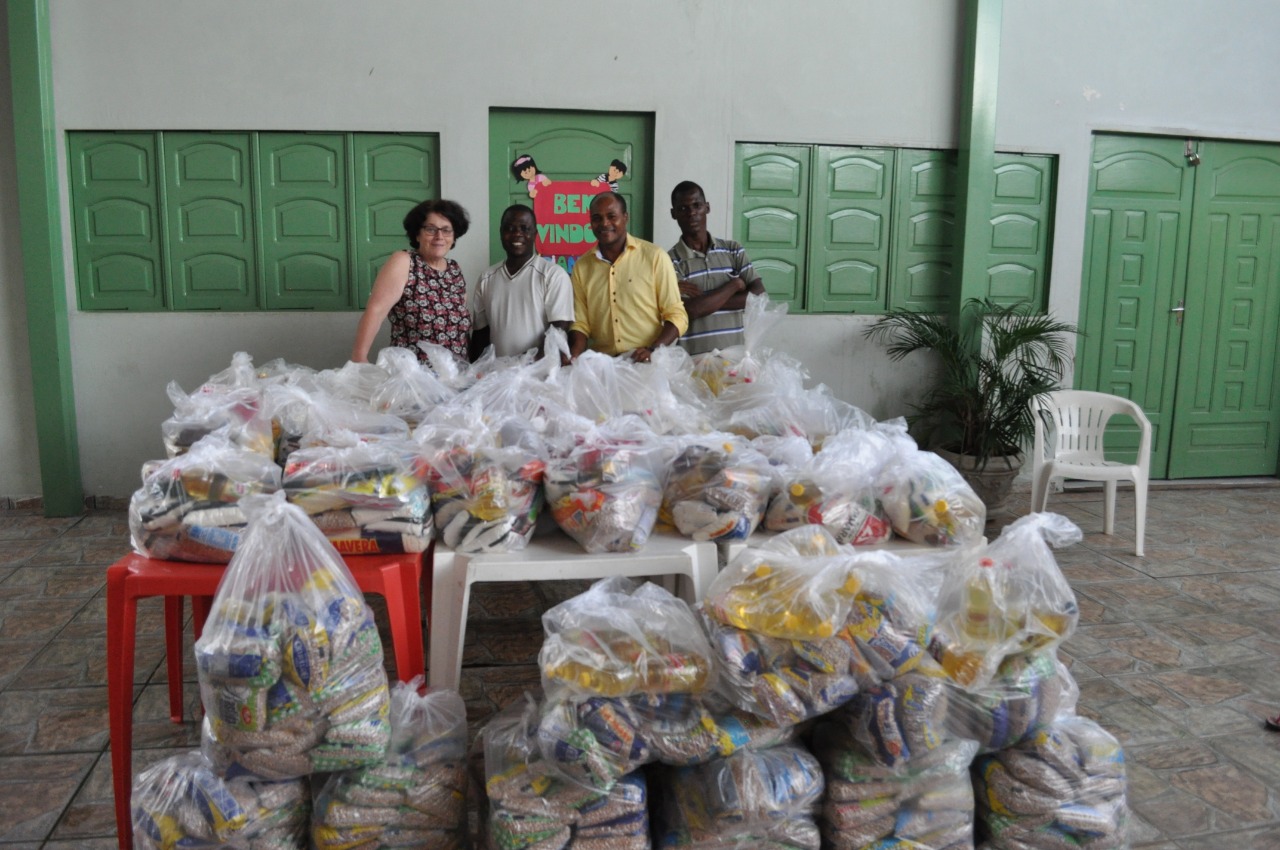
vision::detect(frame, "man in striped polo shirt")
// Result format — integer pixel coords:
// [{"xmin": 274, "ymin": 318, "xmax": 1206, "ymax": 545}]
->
[{"xmin": 668, "ymin": 180, "xmax": 767, "ymax": 356}]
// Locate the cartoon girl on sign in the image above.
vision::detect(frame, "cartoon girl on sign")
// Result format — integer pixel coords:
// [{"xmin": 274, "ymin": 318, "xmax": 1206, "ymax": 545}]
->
[{"xmin": 511, "ymin": 154, "xmax": 552, "ymax": 199}]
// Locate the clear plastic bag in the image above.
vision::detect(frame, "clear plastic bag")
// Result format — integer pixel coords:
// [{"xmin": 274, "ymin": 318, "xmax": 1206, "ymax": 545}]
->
[
  {"xmin": 319, "ymin": 360, "xmax": 391, "ymax": 408},
  {"xmin": 946, "ymin": 652, "xmax": 1079, "ymax": 753},
  {"xmin": 544, "ymin": 415, "xmax": 669, "ymax": 553},
  {"xmin": 129, "ymin": 432, "xmax": 282, "ymax": 563},
  {"xmin": 690, "ymin": 293, "xmax": 788, "ymax": 396},
  {"xmin": 827, "ymin": 655, "xmax": 957, "ymax": 770},
  {"xmin": 661, "ymin": 433, "xmax": 775, "ymax": 542},
  {"xmin": 371, "ymin": 347, "xmax": 456, "ymax": 427},
  {"xmin": 878, "ymin": 447, "xmax": 987, "ymax": 546},
  {"xmin": 482, "ymin": 694, "xmax": 652, "ymax": 849},
  {"xmin": 650, "ymin": 743, "xmax": 825, "ymax": 850},
  {"xmin": 539, "ymin": 577, "xmax": 715, "ymax": 702},
  {"xmin": 161, "ymin": 366, "xmax": 273, "ymax": 459},
  {"xmin": 812, "ymin": 720, "xmax": 978, "ymax": 850},
  {"xmin": 973, "ymin": 715, "xmax": 1127, "ymax": 850},
  {"xmin": 417, "ymin": 406, "xmax": 547, "ymax": 553},
  {"xmin": 195, "ymin": 492, "xmax": 390, "ymax": 780},
  {"xmin": 131, "ymin": 751, "xmax": 309, "ymax": 850},
  {"xmin": 282, "ymin": 432, "xmax": 432, "ymax": 555},
  {"xmin": 312, "ymin": 678, "xmax": 468, "ymax": 850},
  {"xmin": 932, "ymin": 513, "xmax": 1082, "ymax": 689}
]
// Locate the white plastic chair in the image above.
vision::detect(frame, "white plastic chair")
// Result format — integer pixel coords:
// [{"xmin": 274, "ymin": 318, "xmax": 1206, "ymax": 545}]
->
[
  {"xmin": 427, "ymin": 531, "xmax": 718, "ymax": 691},
  {"xmin": 1031, "ymin": 390, "xmax": 1152, "ymax": 556}
]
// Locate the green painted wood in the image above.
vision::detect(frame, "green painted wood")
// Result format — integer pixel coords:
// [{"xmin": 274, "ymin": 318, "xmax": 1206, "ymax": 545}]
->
[
  {"xmin": 258, "ymin": 133, "xmax": 350, "ymax": 310},
  {"xmin": 352, "ymin": 134, "xmax": 438, "ymax": 308},
  {"xmin": 1169, "ymin": 140, "xmax": 1280, "ymax": 478},
  {"xmin": 810, "ymin": 146, "xmax": 894, "ymax": 313},
  {"xmin": 953, "ymin": 0, "xmax": 1002, "ymax": 337},
  {"xmin": 1077, "ymin": 135, "xmax": 1195, "ymax": 478},
  {"xmin": 988, "ymin": 152, "xmax": 1056, "ymax": 309},
  {"xmin": 891, "ymin": 148, "xmax": 956, "ymax": 312},
  {"xmin": 163, "ymin": 132, "xmax": 257, "ymax": 311},
  {"xmin": 734, "ymin": 143, "xmax": 809, "ymax": 311},
  {"xmin": 489, "ymin": 109, "xmax": 654, "ymax": 269},
  {"xmin": 9, "ymin": 0, "xmax": 83, "ymax": 515},
  {"xmin": 67, "ymin": 133, "xmax": 165, "ymax": 310}
]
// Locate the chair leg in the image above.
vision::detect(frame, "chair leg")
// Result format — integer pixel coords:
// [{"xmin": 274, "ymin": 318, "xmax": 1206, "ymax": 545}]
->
[
  {"xmin": 427, "ymin": 550, "xmax": 462, "ymax": 691},
  {"xmin": 164, "ymin": 596, "xmax": 185, "ymax": 724},
  {"xmin": 1103, "ymin": 480, "xmax": 1117, "ymax": 535},
  {"xmin": 106, "ymin": 567, "xmax": 137, "ymax": 850},
  {"xmin": 379, "ymin": 561, "xmax": 426, "ymax": 683},
  {"xmin": 1031, "ymin": 467, "xmax": 1051, "ymax": 513},
  {"xmin": 1133, "ymin": 473, "xmax": 1147, "ymax": 557}
]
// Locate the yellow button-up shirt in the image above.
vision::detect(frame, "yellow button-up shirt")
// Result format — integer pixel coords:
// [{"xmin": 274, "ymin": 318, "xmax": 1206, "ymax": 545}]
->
[{"xmin": 570, "ymin": 234, "xmax": 689, "ymax": 355}]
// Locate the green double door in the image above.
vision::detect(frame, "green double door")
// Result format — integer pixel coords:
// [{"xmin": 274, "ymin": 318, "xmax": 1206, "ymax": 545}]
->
[{"xmin": 1079, "ymin": 135, "xmax": 1280, "ymax": 478}]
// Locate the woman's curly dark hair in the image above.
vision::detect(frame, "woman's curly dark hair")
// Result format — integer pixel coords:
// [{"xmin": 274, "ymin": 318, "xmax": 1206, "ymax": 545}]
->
[{"xmin": 403, "ymin": 199, "xmax": 470, "ymax": 249}]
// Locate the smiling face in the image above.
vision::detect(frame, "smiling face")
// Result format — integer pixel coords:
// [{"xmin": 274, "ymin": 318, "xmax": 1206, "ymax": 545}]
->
[
  {"xmin": 519, "ymin": 165, "xmax": 537, "ymax": 181},
  {"xmin": 418, "ymin": 211, "xmax": 455, "ymax": 263},
  {"xmin": 500, "ymin": 208, "xmax": 536, "ymax": 264},
  {"xmin": 589, "ymin": 194, "xmax": 629, "ymax": 256}
]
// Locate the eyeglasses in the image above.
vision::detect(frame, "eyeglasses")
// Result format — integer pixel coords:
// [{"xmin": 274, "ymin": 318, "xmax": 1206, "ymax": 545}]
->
[
  {"xmin": 421, "ymin": 225, "xmax": 454, "ymax": 236},
  {"xmin": 673, "ymin": 202, "xmax": 708, "ymax": 215}
]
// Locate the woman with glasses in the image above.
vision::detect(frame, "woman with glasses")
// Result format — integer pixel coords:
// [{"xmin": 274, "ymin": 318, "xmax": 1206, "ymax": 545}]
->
[{"xmin": 351, "ymin": 198, "xmax": 472, "ymax": 363}]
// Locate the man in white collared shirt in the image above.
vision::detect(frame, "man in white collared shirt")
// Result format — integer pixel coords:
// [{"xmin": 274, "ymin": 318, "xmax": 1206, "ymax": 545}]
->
[{"xmin": 469, "ymin": 204, "xmax": 575, "ymax": 360}]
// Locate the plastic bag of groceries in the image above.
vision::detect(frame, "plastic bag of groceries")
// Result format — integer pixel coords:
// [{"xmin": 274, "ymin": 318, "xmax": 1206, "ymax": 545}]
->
[
  {"xmin": 540, "ymin": 577, "xmax": 715, "ymax": 703},
  {"xmin": 690, "ymin": 292, "xmax": 788, "ymax": 396},
  {"xmin": 878, "ymin": 444, "xmax": 987, "ymax": 547},
  {"xmin": 312, "ymin": 679, "xmax": 468, "ymax": 850},
  {"xmin": 811, "ymin": 719, "xmax": 977, "ymax": 850},
  {"xmin": 131, "ymin": 751, "xmax": 309, "ymax": 850},
  {"xmin": 319, "ymin": 360, "xmax": 390, "ymax": 408},
  {"xmin": 195, "ymin": 492, "xmax": 390, "ymax": 780},
  {"xmin": 947, "ymin": 651, "xmax": 1079, "ymax": 753},
  {"xmin": 370, "ymin": 347, "xmax": 455, "ymax": 426},
  {"xmin": 650, "ymin": 344, "xmax": 718, "ymax": 436},
  {"xmin": 129, "ymin": 432, "xmax": 282, "ymax": 563},
  {"xmin": 482, "ymin": 693, "xmax": 652, "ymax": 850},
  {"xmin": 973, "ymin": 714, "xmax": 1128, "ymax": 850},
  {"xmin": 764, "ymin": 424, "xmax": 898, "ymax": 546},
  {"xmin": 719, "ymin": 379, "xmax": 877, "ymax": 450},
  {"xmin": 262, "ymin": 382, "xmax": 411, "ymax": 467},
  {"xmin": 282, "ymin": 431, "xmax": 432, "ymax": 555},
  {"xmin": 544, "ymin": 414, "xmax": 670, "ymax": 553},
  {"xmin": 561, "ymin": 346, "xmax": 704, "ymax": 435},
  {"xmin": 661, "ymin": 432, "xmax": 775, "ymax": 542},
  {"xmin": 161, "ymin": 369, "xmax": 273, "ymax": 459},
  {"xmin": 417, "ymin": 404, "xmax": 547, "ymax": 553},
  {"xmin": 650, "ymin": 742, "xmax": 825, "ymax": 850},
  {"xmin": 931, "ymin": 513, "xmax": 1082, "ymax": 689}
]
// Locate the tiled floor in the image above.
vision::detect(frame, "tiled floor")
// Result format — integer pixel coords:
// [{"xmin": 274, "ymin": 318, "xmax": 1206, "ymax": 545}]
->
[{"xmin": 1, "ymin": 484, "xmax": 1279, "ymax": 848}]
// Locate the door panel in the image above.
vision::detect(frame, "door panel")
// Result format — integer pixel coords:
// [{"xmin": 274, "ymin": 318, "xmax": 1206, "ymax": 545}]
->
[
  {"xmin": 810, "ymin": 146, "xmax": 893, "ymax": 313},
  {"xmin": 163, "ymin": 133, "xmax": 257, "ymax": 310},
  {"xmin": 1077, "ymin": 136, "xmax": 1194, "ymax": 477},
  {"xmin": 735, "ymin": 144, "xmax": 810, "ymax": 311},
  {"xmin": 1168, "ymin": 141, "xmax": 1280, "ymax": 477},
  {"xmin": 352, "ymin": 134, "xmax": 438, "ymax": 308},
  {"xmin": 489, "ymin": 109, "xmax": 654, "ymax": 270},
  {"xmin": 988, "ymin": 153, "xmax": 1055, "ymax": 309},
  {"xmin": 891, "ymin": 149, "xmax": 955, "ymax": 312}
]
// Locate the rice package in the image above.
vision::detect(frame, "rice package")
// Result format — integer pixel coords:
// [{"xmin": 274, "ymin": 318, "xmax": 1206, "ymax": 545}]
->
[
  {"xmin": 650, "ymin": 743, "xmax": 825, "ymax": 850},
  {"xmin": 131, "ymin": 751, "xmax": 309, "ymax": 850},
  {"xmin": 878, "ymin": 448, "xmax": 986, "ymax": 547},
  {"xmin": 482, "ymin": 695, "xmax": 652, "ymax": 850},
  {"xmin": 195, "ymin": 492, "xmax": 390, "ymax": 780},
  {"xmin": 827, "ymin": 656, "xmax": 956, "ymax": 770},
  {"xmin": 283, "ymin": 433, "xmax": 432, "ymax": 555},
  {"xmin": 418, "ymin": 407, "xmax": 547, "ymax": 553},
  {"xmin": 544, "ymin": 415, "xmax": 669, "ymax": 553},
  {"xmin": 973, "ymin": 715, "xmax": 1128, "ymax": 850},
  {"xmin": 661, "ymin": 433, "xmax": 774, "ymax": 542},
  {"xmin": 931, "ymin": 513, "xmax": 1082, "ymax": 689},
  {"xmin": 129, "ymin": 432, "xmax": 282, "ymax": 563},
  {"xmin": 313, "ymin": 680, "xmax": 468, "ymax": 850},
  {"xmin": 812, "ymin": 721, "xmax": 977, "ymax": 850}
]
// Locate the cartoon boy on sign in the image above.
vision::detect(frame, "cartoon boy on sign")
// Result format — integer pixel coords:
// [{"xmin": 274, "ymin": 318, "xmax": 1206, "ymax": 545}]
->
[{"xmin": 590, "ymin": 159, "xmax": 628, "ymax": 192}]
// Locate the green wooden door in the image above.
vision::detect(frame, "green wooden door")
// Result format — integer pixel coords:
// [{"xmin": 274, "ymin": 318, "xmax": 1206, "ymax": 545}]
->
[
  {"xmin": 1168, "ymin": 141, "xmax": 1280, "ymax": 477},
  {"xmin": 810, "ymin": 146, "xmax": 894, "ymax": 313},
  {"xmin": 891, "ymin": 148, "xmax": 956, "ymax": 312},
  {"xmin": 352, "ymin": 135, "xmax": 438, "ymax": 308},
  {"xmin": 489, "ymin": 109, "xmax": 654, "ymax": 267},
  {"xmin": 734, "ymin": 144, "xmax": 810, "ymax": 311},
  {"xmin": 988, "ymin": 153, "xmax": 1056, "ymax": 309},
  {"xmin": 1080, "ymin": 134, "xmax": 1280, "ymax": 479},
  {"xmin": 163, "ymin": 133, "xmax": 257, "ymax": 310},
  {"xmin": 259, "ymin": 133, "xmax": 350, "ymax": 309}
]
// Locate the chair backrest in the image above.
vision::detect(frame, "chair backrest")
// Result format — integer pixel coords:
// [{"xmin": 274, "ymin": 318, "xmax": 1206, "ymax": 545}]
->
[{"xmin": 1032, "ymin": 390, "xmax": 1151, "ymax": 467}]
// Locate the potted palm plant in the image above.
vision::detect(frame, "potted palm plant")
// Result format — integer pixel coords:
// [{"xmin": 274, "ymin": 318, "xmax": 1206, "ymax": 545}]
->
[{"xmin": 864, "ymin": 298, "xmax": 1080, "ymax": 513}]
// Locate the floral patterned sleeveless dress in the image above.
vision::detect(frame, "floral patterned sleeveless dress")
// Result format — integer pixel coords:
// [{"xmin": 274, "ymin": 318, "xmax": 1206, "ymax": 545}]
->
[{"xmin": 388, "ymin": 251, "xmax": 470, "ymax": 361}]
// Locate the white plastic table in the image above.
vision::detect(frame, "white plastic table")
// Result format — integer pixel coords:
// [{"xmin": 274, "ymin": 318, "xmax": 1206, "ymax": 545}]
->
[{"xmin": 427, "ymin": 530, "xmax": 718, "ymax": 691}]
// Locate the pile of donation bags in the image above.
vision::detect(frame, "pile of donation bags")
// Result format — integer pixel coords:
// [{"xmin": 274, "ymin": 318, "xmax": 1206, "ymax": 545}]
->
[{"xmin": 130, "ymin": 299, "xmax": 986, "ymax": 563}]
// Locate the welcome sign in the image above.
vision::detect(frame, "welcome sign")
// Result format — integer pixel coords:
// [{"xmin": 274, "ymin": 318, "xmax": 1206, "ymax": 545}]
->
[{"xmin": 533, "ymin": 181, "xmax": 609, "ymax": 258}]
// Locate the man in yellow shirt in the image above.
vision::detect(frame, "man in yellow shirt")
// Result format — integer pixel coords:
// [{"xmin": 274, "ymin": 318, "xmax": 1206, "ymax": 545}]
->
[{"xmin": 568, "ymin": 192, "xmax": 688, "ymax": 363}]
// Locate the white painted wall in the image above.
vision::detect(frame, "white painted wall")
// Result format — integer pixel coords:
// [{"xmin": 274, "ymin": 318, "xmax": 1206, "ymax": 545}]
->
[{"xmin": 3, "ymin": 0, "xmax": 1279, "ymax": 498}]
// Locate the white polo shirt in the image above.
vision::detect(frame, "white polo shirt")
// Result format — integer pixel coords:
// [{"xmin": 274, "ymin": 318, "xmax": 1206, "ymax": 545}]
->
[{"xmin": 470, "ymin": 255, "xmax": 575, "ymax": 357}]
